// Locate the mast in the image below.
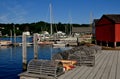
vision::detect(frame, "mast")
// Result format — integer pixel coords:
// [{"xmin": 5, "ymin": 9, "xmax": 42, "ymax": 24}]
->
[
  {"xmin": 10, "ymin": 30, "xmax": 12, "ymax": 42},
  {"xmin": 90, "ymin": 12, "xmax": 93, "ymax": 35},
  {"xmin": 13, "ymin": 24, "xmax": 16, "ymax": 43},
  {"xmin": 69, "ymin": 12, "xmax": 72, "ymax": 35},
  {"xmin": 90, "ymin": 12, "xmax": 93, "ymax": 27},
  {"xmin": 50, "ymin": 3, "xmax": 52, "ymax": 35},
  {"xmin": 49, "ymin": 3, "xmax": 53, "ymax": 60}
]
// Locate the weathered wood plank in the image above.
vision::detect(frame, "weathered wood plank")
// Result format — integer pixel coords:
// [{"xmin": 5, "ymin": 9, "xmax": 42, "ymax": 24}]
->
[
  {"xmin": 109, "ymin": 51, "xmax": 118, "ymax": 79},
  {"xmin": 73, "ymin": 50, "xmax": 105, "ymax": 79},
  {"xmin": 58, "ymin": 50, "xmax": 120, "ymax": 79},
  {"xmin": 70, "ymin": 66, "xmax": 89, "ymax": 79},
  {"xmin": 58, "ymin": 49, "xmax": 102, "ymax": 79},
  {"xmin": 86, "ymin": 50, "xmax": 109, "ymax": 79},
  {"xmin": 101, "ymin": 50, "xmax": 116, "ymax": 79},
  {"xmin": 115, "ymin": 51, "xmax": 120, "ymax": 79},
  {"xmin": 93, "ymin": 51, "xmax": 112, "ymax": 79}
]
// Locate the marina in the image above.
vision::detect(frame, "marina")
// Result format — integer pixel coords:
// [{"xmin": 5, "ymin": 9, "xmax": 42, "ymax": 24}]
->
[
  {"xmin": 0, "ymin": 0, "xmax": 119, "ymax": 79},
  {"xmin": 1, "ymin": 34, "xmax": 120, "ymax": 79},
  {"xmin": 0, "ymin": 37, "xmax": 70, "ymax": 79},
  {"xmin": 1, "ymin": 36, "xmax": 120, "ymax": 79}
]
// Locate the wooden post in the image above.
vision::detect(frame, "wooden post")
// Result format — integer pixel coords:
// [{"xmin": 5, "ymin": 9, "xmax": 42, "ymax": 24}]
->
[
  {"xmin": 22, "ymin": 33, "xmax": 27, "ymax": 71},
  {"xmin": 33, "ymin": 33, "xmax": 38, "ymax": 59},
  {"xmin": 106, "ymin": 41, "xmax": 108, "ymax": 47},
  {"xmin": 100, "ymin": 41, "xmax": 102, "ymax": 46},
  {"xmin": 77, "ymin": 37, "xmax": 79, "ymax": 46},
  {"xmin": 114, "ymin": 42, "xmax": 116, "ymax": 48},
  {"xmin": 95, "ymin": 40, "xmax": 97, "ymax": 45},
  {"xmin": 50, "ymin": 44, "xmax": 53, "ymax": 60}
]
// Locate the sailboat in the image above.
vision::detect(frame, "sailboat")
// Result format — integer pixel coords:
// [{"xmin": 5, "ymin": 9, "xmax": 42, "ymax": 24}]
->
[
  {"xmin": 0, "ymin": 30, "xmax": 13, "ymax": 47},
  {"xmin": 37, "ymin": 3, "xmax": 54, "ymax": 45},
  {"xmin": 50, "ymin": 4, "xmax": 66, "ymax": 48}
]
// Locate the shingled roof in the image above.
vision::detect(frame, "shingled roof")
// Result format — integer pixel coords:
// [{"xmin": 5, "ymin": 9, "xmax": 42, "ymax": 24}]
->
[{"xmin": 103, "ymin": 14, "xmax": 120, "ymax": 23}]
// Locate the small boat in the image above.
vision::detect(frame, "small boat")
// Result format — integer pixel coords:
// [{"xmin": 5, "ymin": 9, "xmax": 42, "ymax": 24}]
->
[
  {"xmin": 18, "ymin": 42, "xmax": 33, "ymax": 46},
  {"xmin": 0, "ymin": 40, "xmax": 12, "ymax": 46},
  {"xmin": 53, "ymin": 43, "xmax": 66, "ymax": 48},
  {"xmin": 38, "ymin": 41, "xmax": 54, "ymax": 45},
  {"xmin": 53, "ymin": 40, "xmax": 67, "ymax": 48}
]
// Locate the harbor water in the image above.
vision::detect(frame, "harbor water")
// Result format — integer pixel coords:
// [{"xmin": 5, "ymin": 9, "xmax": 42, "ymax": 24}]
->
[{"xmin": 0, "ymin": 37, "xmax": 70, "ymax": 79}]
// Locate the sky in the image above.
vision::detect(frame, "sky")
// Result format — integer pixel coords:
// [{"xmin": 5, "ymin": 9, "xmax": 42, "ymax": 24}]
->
[{"xmin": 0, "ymin": 0, "xmax": 120, "ymax": 24}]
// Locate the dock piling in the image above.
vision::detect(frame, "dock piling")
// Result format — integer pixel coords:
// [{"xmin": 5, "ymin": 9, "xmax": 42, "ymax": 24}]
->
[
  {"xmin": 33, "ymin": 33, "xmax": 38, "ymax": 59},
  {"xmin": 22, "ymin": 33, "xmax": 27, "ymax": 71}
]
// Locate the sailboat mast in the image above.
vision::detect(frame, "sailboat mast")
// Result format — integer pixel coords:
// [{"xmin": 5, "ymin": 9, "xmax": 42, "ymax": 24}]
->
[
  {"xmin": 10, "ymin": 30, "xmax": 12, "ymax": 42},
  {"xmin": 50, "ymin": 3, "xmax": 52, "ymax": 35},
  {"xmin": 13, "ymin": 25, "xmax": 16, "ymax": 43},
  {"xmin": 69, "ymin": 12, "xmax": 72, "ymax": 35}
]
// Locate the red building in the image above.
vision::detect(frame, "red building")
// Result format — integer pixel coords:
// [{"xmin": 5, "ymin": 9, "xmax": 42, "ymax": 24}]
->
[{"xmin": 96, "ymin": 14, "xmax": 120, "ymax": 47}]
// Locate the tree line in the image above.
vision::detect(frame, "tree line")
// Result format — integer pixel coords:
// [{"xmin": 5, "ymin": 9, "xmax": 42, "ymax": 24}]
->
[{"xmin": 0, "ymin": 21, "xmax": 89, "ymax": 36}]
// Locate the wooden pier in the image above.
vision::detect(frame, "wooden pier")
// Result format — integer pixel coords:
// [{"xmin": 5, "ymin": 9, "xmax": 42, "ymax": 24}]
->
[{"xmin": 58, "ymin": 50, "xmax": 120, "ymax": 79}]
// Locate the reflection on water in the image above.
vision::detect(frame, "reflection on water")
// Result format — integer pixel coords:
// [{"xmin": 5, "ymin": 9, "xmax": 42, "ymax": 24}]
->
[{"xmin": 0, "ymin": 45, "xmax": 70, "ymax": 79}]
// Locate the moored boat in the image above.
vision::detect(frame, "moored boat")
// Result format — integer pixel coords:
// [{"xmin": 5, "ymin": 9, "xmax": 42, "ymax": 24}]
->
[
  {"xmin": 0, "ymin": 40, "xmax": 12, "ymax": 46},
  {"xmin": 53, "ymin": 43, "xmax": 66, "ymax": 48},
  {"xmin": 38, "ymin": 41, "xmax": 54, "ymax": 45}
]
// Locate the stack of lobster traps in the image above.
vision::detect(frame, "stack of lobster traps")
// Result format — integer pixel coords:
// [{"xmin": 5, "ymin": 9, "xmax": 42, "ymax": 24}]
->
[
  {"xmin": 53, "ymin": 45, "xmax": 102, "ymax": 67},
  {"xmin": 19, "ymin": 59, "xmax": 64, "ymax": 79}
]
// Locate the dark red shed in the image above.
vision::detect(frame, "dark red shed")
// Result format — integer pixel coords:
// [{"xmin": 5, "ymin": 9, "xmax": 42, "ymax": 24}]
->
[{"xmin": 96, "ymin": 14, "xmax": 120, "ymax": 47}]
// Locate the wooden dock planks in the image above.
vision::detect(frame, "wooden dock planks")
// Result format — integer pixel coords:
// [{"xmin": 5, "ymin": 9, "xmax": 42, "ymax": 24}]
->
[
  {"xmin": 108, "ymin": 51, "xmax": 118, "ymax": 79},
  {"xmin": 86, "ymin": 51, "xmax": 109, "ymax": 79},
  {"xmin": 73, "ymin": 51, "xmax": 104, "ymax": 79},
  {"xmin": 78, "ymin": 51, "xmax": 107, "ymax": 79},
  {"xmin": 58, "ymin": 50, "xmax": 120, "ymax": 79},
  {"xmin": 93, "ymin": 51, "xmax": 112, "ymax": 79},
  {"xmin": 116, "ymin": 51, "xmax": 120, "ymax": 79}
]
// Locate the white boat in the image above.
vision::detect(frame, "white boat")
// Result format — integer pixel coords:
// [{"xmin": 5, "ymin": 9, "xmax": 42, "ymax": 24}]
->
[
  {"xmin": 18, "ymin": 42, "xmax": 33, "ymax": 46},
  {"xmin": 0, "ymin": 40, "xmax": 12, "ymax": 46},
  {"xmin": 53, "ymin": 43, "xmax": 66, "ymax": 48},
  {"xmin": 38, "ymin": 41, "xmax": 54, "ymax": 45}
]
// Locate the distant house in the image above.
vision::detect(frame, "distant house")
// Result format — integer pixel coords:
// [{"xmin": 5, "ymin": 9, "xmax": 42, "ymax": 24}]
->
[
  {"xmin": 96, "ymin": 14, "xmax": 120, "ymax": 47},
  {"xmin": 72, "ymin": 26, "xmax": 92, "ymax": 35}
]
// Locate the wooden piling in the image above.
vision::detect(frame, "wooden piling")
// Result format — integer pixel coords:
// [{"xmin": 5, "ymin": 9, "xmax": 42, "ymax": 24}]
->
[
  {"xmin": 33, "ymin": 33, "xmax": 38, "ymax": 59},
  {"xmin": 106, "ymin": 41, "xmax": 108, "ymax": 47},
  {"xmin": 22, "ymin": 33, "xmax": 27, "ymax": 71},
  {"xmin": 77, "ymin": 37, "xmax": 79, "ymax": 46},
  {"xmin": 114, "ymin": 42, "xmax": 116, "ymax": 48}
]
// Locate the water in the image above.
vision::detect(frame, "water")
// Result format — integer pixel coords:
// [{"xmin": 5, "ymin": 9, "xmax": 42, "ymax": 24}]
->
[
  {"xmin": 0, "ymin": 37, "xmax": 70, "ymax": 79},
  {"xmin": 0, "ymin": 36, "xmax": 33, "ymax": 43}
]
